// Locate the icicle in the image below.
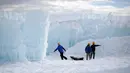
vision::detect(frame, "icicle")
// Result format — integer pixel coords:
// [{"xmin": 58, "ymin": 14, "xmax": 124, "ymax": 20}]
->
[{"xmin": 42, "ymin": 13, "xmax": 51, "ymax": 59}]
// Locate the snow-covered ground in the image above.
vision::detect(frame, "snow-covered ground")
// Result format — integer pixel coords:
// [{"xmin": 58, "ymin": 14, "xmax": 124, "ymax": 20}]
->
[
  {"xmin": 0, "ymin": 56, "xmax": 130, "ymax": 73},
  {"xmin": 0, "ymin": 36, "xmax": 130, "ymax": 73}
]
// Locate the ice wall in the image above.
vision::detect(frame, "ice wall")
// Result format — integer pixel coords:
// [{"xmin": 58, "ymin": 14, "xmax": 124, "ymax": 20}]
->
[
  {"xmin": 47, "ymin": 12, "xmax": 130, "ymax": 54},
  {"xmin": 0, "ymin": 10, "xmax": 129, "ymax": 61},
  {"xmin": 47, "ymin": 23, "xmax": 76, "ymax": 55},
  {"xmin": 0, "ymin": 10, "xmax": 48, "ymax": 62}
]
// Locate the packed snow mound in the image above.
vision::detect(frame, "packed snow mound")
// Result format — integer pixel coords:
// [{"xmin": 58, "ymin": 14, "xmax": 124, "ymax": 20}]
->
[{"xmin": 66, "ymin": 36, "xmax": 130, "ymax": 58}]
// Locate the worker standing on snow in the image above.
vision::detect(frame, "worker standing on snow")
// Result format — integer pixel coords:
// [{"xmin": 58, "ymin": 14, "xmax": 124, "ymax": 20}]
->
[
  {"xmin": 85, "ymin": 43, "xmax": 92, "ymax": 60},
  {"xmin": 91, "ymin": 42, "xmax": 101, "ymax": 59},
  {"xmin": 54, "ymin": 43, "xmax": 67, "ymax": 60}
]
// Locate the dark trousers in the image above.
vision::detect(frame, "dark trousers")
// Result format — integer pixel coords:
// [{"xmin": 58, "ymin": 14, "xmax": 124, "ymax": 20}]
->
[
  {"xmin": 91, "ymin": 52, "xmax": 95, "ymax": 59},
  {"xmin": 60, "ymin": 53, "xmax": 67, "ymax": 60},
  {"xmin": 86, "ymin": 53, "xmax": 92, "ymax": 60}
]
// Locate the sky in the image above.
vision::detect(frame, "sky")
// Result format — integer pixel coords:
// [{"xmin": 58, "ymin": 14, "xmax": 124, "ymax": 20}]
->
[
  {"xmin": 0, "ymin": 0, "xmax": 130, "ymax": 16},
  {"xmin": 0, "ymin": 0, "xmax": 130, "ymax": 6},
  {"xmin": 91, "ymin": 1, "xmax": 130, "ymax": 8}
]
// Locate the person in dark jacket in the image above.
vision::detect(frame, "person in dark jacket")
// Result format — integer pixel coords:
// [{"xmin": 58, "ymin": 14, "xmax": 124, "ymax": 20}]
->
[
  {"xmin": 91, "ymin": 42, "xmax": 101, "ymax": 59},
  {"xmin": 85, "ymin": 43, "xmax": 92, "ymax": 60},
  {"xmin": 54, "ymin": 43, "xmax": 67, "ymax": 60}
]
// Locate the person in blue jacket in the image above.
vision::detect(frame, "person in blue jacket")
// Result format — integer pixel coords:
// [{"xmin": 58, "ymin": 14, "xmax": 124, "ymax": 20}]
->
[
  {"xmin": 54, "ymin": 43, "xmax": 67, "ymax": 60},
  {"xmin": 85, "ymin": 43, "xmax": 92, "ymax": 60}
]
